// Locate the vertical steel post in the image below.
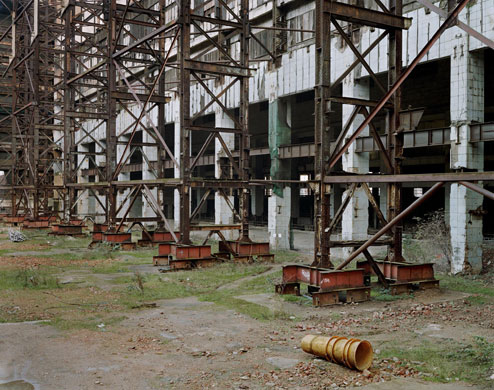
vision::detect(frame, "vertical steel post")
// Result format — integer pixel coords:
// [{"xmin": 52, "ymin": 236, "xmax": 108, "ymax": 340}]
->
[
  {"xmin": 239, "ymin": 0, "xmax": 250, "ymax": 242},
  {"xmin": 107, "ymin": 0, "xmax": 117, "ymax": 228},
  {"xmin": 313, "ymin": 0, "xmax": 332, "ymax": 268},
  {"xmin": 179, "ymin": 0, "xmax": 192, "ymax": 244},
  {"xmin": 387, "ymin": 0, "xmax": 404, "ymax": 261}
]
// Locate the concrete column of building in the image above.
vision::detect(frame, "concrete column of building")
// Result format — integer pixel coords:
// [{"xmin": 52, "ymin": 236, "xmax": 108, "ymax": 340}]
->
[
  {"xmin": 341, "ymin": 77, "xmax": 370, "ymax": 256},
  {"xmin": 214, "ymin": 108, "xmax": 235, "ymax": 239},
  {"xmin": 268, "ymin": 96, "xmax": 292, "ymax": 250},
  {"xmin": 142, "ymin": 106, "xmax": 158, "ymax": 223},
  {"xmin": 449, "ymin": 41, "xmax": 484, "ymax": 274},
  {"xmin": 250, "ymin": 157, "xmax": 264, "ymax": 220}
]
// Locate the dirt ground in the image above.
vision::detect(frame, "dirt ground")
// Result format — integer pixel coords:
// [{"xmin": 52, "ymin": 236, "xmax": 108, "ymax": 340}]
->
[{"xmin": 0, "ymin": 228, "xmax": 493, "ymax": 390}]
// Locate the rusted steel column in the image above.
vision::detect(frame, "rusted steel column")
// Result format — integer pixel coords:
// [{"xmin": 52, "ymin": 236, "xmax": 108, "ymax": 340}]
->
[
  {"xmin": 178, "ymin": 0, "xmax": 192, "ymax": 244},
  {"xmin": 313, "ymin": 0, "xmax": 333, "ymax": 268},
  {"xmin": 107, "ymin": 0, "xmax": 118, "ymax": 228},
  {"xmin": 10, "ymin": 0, "xmax": 17, "ymax": 217},
  {"xmin": 387, "ymin": 0, "xmax": 403, "ymax": 262},
  {"xmin": 336, "ymin": 182, "xmax": 445, "ymax": 270},
  {"xmin": 239, "ymin": 0, "xmax": 251, "ymax": 242}
]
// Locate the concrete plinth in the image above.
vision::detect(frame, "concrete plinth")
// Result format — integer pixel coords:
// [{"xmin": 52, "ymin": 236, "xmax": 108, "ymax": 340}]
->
[
  {"xmin": 214, "ymin": 109, "xmax": 236, "ymax": 239},
  {"xmin": 449, "ymin": 44, "xmax": 484, "ymax": 274},
  {"xmin": 341, "ymin": 76, "xmax": 370, "ymax": 257},
  {"xmin": 268, "ymin": 187, "xmax": 291, "ymax": 250}
]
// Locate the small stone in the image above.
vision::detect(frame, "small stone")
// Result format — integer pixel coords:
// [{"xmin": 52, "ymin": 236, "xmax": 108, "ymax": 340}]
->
[
  {"xmin": 489, "ymin": 374, "xmax": 494, "ymax": 380},
  {"xmin": 362, "ymin": 369, "xmax": 371, "ymax": 378}
]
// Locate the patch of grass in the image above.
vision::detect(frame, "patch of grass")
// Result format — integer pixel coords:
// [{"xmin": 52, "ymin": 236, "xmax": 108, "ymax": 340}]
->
[
  {"xmin": 50, "ymin": 314, "xmax": 127, "ymax": 331},
  {"xmin": 117, "ymin": 274, "xmax": 192, "ymax": 308},
  {"xmin": 439, "ymin": 274, "xmax": 494, "ymax": 296},
  {"xmin": 116, "ymin": 263, "xmax": 270, "ymax": 306},
  {"xmin": 166, "ymin": 263, "xmax": 270, "ymax": 291},
  {"xmin": 281, "ymin": 294, "xmax": 311, "ymax": 305},
  {"xmin": 48, "ymin": 236, "xmax": 93, "ymax": 249},
  {"xmin": 234, "ymin": 269, "xmax": 281, "ymax": 294},
  {"xmin": 199, "ymin": 290, "xmax": 290, "ymax": 321},
  {"xmin": 46, "ymin": 248, "xmax": 115, "ymax": 262},
  {"xmin": 91, "ymin": 261, "xmax": 130, "ymax": 274},
  {"xmin": 465, "ymin": 295, "xmax": 493, "ymax": 305},
  {"xmin": 271, "ymin": 250, "xmax": 303, "ymax": 264},
  {"xmin": 381, "ymin": 337, "xmax": 494, "ymax": 386},
  {"xmin": 371, "ymin": 288, "xmax": 413, "ymax": 301},
  {"xmin": 0, "ymin": 268, "xmax": 60, "ymax": 290}
]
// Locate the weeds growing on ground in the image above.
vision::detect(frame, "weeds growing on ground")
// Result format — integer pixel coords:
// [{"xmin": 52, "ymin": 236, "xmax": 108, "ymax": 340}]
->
[
  {"xmin": 439, "ymin": 274, "xmax": 494, "ymax": 296},
  {"xmin": 382, "ymin": 337, "xmax": 494, "ymax": 386},
  {"xmin": 0, "ymin": 268, "xmax": 60, "ymax": 290},
  {"xmin": 403, "ymin": 209, "xmax": 452, "ymax": 271}
]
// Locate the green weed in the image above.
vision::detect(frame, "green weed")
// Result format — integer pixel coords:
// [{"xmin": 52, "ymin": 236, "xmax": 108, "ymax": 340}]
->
[
  {"xmin": 0, "ymin": 269, "xmax": 60, "ymax": 290},
  {"xmin": 439, "ymin": 275, "xmax": 494, "ymax": 296},
  {"xmin": 381, "ymin": 337, "xmax": 494, "ymax": 386}
]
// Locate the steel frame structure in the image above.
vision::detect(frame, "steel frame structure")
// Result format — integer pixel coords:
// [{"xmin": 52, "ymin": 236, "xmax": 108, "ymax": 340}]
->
[
  {"xmin": 0, "ymin": 0, "xmax": 493, "ymax": 279},
  {"xmin": 312, "ymin": 0, "xmax": 494, "ymax": 277},
  {"xmin": 1, "ymin": 0, "xmax": 258, "ymax": 247},
  {"xmin": 3, "ymin": 0, "xmax": 64, "ymax": 221}
]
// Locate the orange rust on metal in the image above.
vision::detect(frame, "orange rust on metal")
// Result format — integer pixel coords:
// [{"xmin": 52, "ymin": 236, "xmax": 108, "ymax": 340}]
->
[
  {"xmin": 173, "ymin": 245, "xmax": 212, "ymax": 260},
  {"xmin": 281, "ymin": 264, "xmax": 366, "ymax": 290},
  {"xmin": 301, "ymin": 335, "xmax": 373, "ymax": 371},
  {"xmin": 158, "ymin": 243, "xmax": 174, "ymax": 256},
  {"xmin": 93, "ymin": 224, "xmax": 109, "ymax": 233},
  {"xmin": 153, "ymin": 231, "xmax": 181, "ymax": 242},
  {"xmin": 52, "ymin": 224, "xmax": 83, "ymax": 235},
  {"xmin": 103, "ymin": 232, "xmax": 132, "ymax": 243},
  {"xmin": 356, "ymin": 260, "xmax": 437, "ymax": 283},
  {"xmin": 92, "ymin": 232, "xmax": 104, "ymax": 242}
]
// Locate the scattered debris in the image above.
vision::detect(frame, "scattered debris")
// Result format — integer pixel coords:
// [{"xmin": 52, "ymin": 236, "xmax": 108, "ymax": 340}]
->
[
  {"xmin": 9, "ymin": 229, "xmax": 26, "ymax": 242},
  {"xmin": 130, "ymin": 302, "xmax": 157, "ymax": 309}
]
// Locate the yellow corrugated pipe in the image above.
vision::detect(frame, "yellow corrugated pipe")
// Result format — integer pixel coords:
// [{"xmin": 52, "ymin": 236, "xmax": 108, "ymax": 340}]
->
[{"xmin": 301, "ymin": 335, "xmax": 373, "ymax": 371}]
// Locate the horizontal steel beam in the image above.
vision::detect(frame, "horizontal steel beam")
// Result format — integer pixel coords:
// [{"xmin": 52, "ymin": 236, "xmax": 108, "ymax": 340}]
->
[
  {"xmin": 323, "ymin": 172, "xmax": 494, "ymax": 184},
  {"xmin": 329, "ymin": 96, "xmax": 394, "ymax": 109},
  {"xmin": 324, "ymin": 1, "xmax": 412, "ymax": 30},
  {"xmin": 112, "ymin": 91, "xmax": 171, "ymax": 104},
  {"xmin": 185, "ymin": 59, "xmax": 252, "ymax": 77}
]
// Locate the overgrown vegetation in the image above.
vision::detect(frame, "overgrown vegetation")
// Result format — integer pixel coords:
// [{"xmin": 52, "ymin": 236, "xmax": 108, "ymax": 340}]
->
[
  {"xmin": 382, "ymin": 337, "xmax": 494, "ymax": 386},
  {"xmin": 371, "ymin": 288, "xmax": 413, "ymax": 301},
  {"xmin": 439, "ymin": 274, "xmax": 494, "ymax": 296},
  {"xmin": 0, "ymin": 268, "xmax": 60, "ymax": 290},
  {"xmin": 403, "ymin": 209, "xmax": 452, "ymax": 272}
]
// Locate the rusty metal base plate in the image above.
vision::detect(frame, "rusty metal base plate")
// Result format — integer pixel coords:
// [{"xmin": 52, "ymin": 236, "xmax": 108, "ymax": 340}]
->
[
  {"xmin": 153, "ymin": 255, "xmax": 170, "ymax": 266},
  {"xmin": 233, "ymin": 255, "xmax": 252, "ymax": 263},
  {"xmin": 120, "ymin": 242, "xmax": 137, "ymax": 251},
  {"xmin": 137, "ymin": 239, "xmax": 154, "ymax": 247},
  {"xmin": 389, "ymin": 279, "xmax": 439, "ymax": 295},
  {"xmin": 275, "ymin": 282, "xmax": 301, "ymax": 296},
  {"xmin": 214, "ymin": 252, "xmax": 231, "ymax": 261},
  {"xmin": 48, "ymin": 232, "xmax": 86, "ymax": 238},
  {"xmin": 233, "ymin": 254, "xmax": 275, "ymax": 263},
  {"xmin": 257, "ymin": 254, "xmax": 275, "ymax": 262},
  {"xmin": 312, "ymin": 287, "xmax": 371, "ymax": 307},
  {"xmin": 158, "ymin": 257, "xmax": 219, "ymax": 271}
]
